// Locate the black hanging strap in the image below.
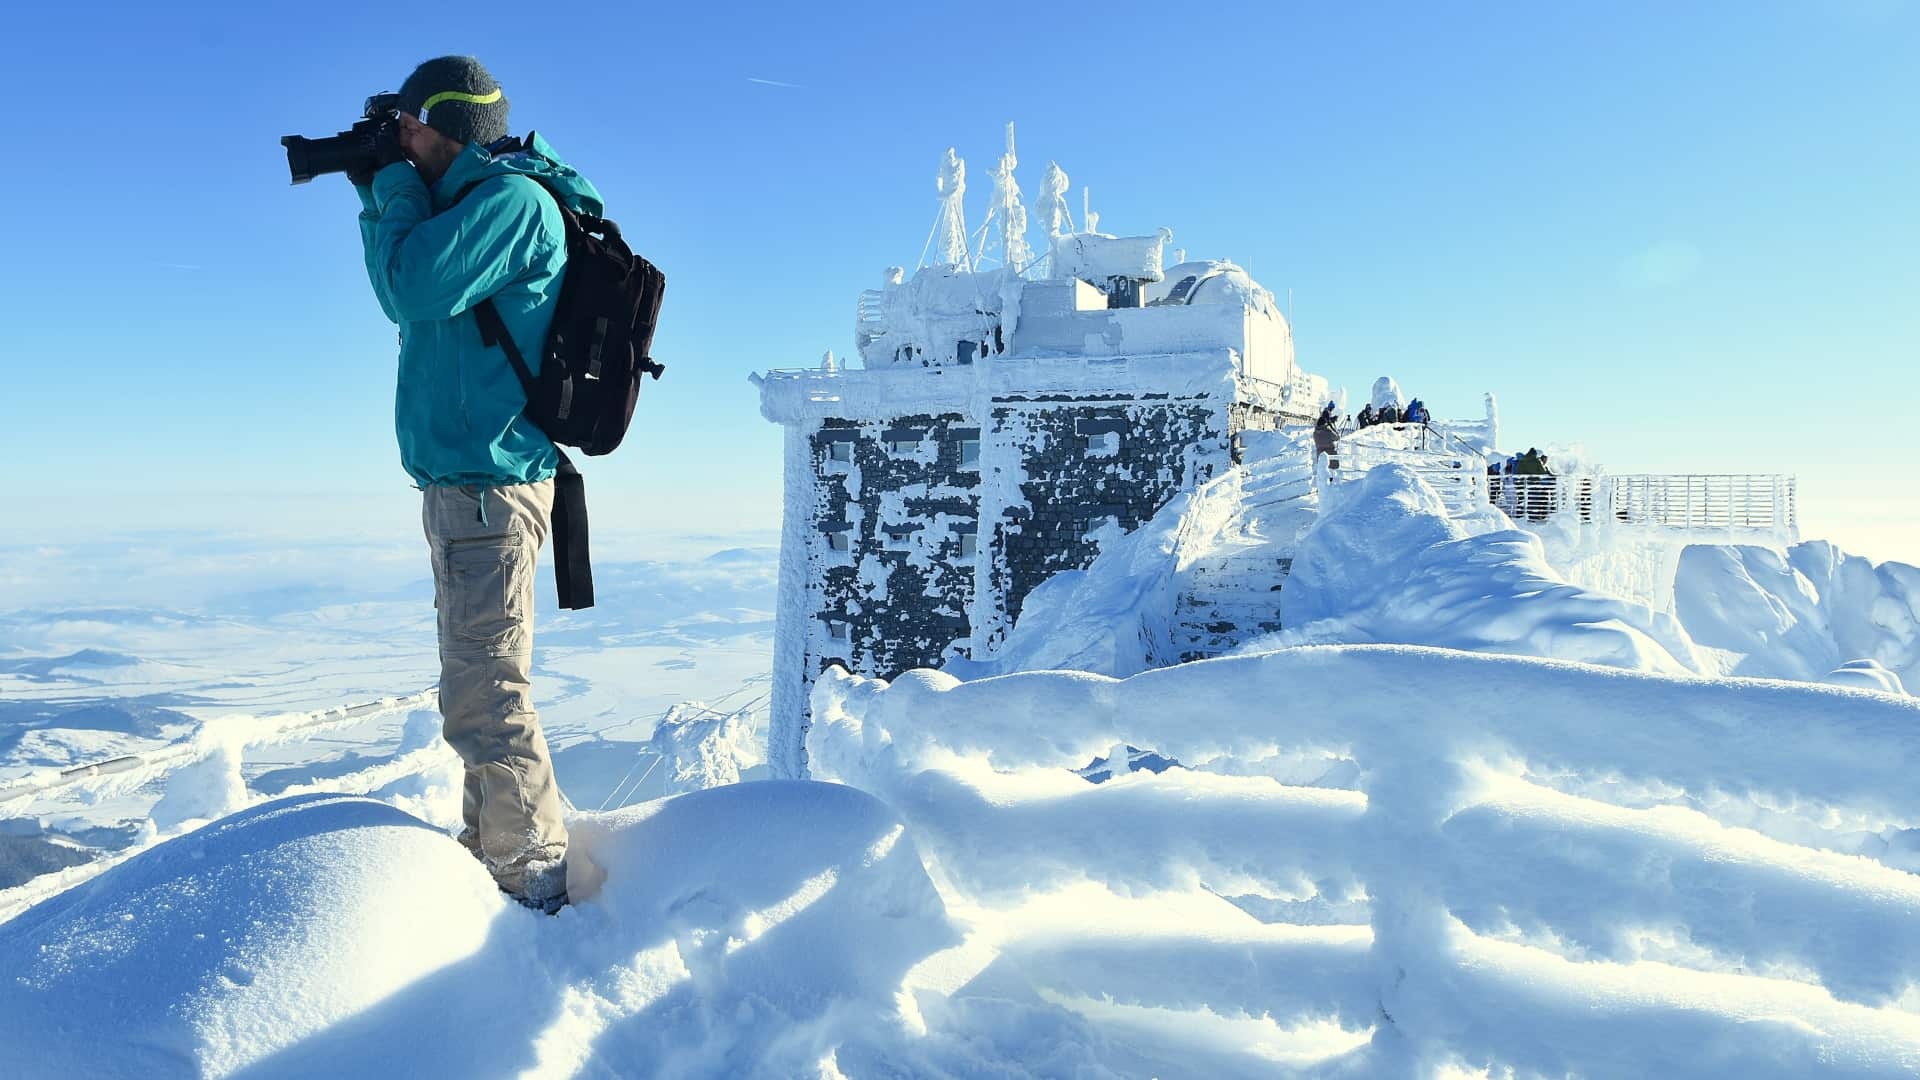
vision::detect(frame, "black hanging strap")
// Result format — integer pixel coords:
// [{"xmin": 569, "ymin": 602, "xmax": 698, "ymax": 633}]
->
[
  {"xmin": 551, "ymin": 448, "xmax": 594, "ymax": 610},
  {"xmin": 473, "ymin": 299, "xmax": 594, "ymax": 610}
]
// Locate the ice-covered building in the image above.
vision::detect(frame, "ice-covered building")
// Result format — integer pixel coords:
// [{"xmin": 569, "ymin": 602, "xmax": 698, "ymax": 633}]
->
[
  {"xmin": 755, "ymin": 133, "xmax": 1805, "ymax": 780},
  {"xmin": 756, "ymin": 135, "xmax": 1327, "ymax": 776}
]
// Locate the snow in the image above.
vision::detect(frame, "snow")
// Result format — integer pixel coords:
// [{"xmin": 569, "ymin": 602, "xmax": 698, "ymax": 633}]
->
[
  {"xmin": 6, "ymin": 504, "xmax": 1919, "ymax": 1075},
  {"xmin": 0, "ymin": 783, "xmax": 958, "ymax": 1078},
  {"xmin": 1674, "ymin": 540, "xmax": 1920, "ymax": 690},
  {"xmin": 1144, "ymin": 259, "xmax": 1282, "ymax": 319},
  {"xmin": 1370, "ymin": 374, "xmax": 1404, "ymax": 412},
  {"xmin": 1048, "ymin": 227, "xmax": 1173, "ymax": 286},
  {"xmin": 1270, "ymin": 465, "xmax": 1703, "ymax": 674},
  {"xmin": 809, "ymin": 644, "xmax": 1920, "ymax": 1076},
  {"xmin": 146, "ymin": 720, "xmax": 248, "ymax": 833},
  {"xmin": 0, "ymin": 794, "xmax": 504, "ymax": 1078}
]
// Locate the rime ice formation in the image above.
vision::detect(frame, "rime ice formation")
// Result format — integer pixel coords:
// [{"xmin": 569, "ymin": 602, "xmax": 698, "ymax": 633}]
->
[
  {"xmin": 1037, "ymin": 159, "xmax": 1072, "ymax": 237},
  {"xmin": 931, "ymin": 148, "xmax": 968, "ymax": 270},
  {"xmin": 983, "ymin": 122, "xmax": 1031, "ymax": 272},
  {"xmin": 1371, "ymin": 374, "xmax": 1404, "ymax": 412}
]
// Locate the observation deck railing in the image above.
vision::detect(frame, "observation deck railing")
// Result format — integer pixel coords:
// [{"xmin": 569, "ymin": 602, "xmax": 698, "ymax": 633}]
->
[{"xmin": 1492, "ymin": 473, "xmax": 1797, "ymax": 532}]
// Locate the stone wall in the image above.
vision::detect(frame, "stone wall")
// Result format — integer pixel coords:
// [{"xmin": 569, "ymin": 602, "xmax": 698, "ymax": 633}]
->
[
  {"xmin": 803, "ymin": 413, "xmax": 980, "ymax": 692},
  {"xmin": 981, "ymin": 396, "xmax": 1225, "ymax": 648},
  {"xmin": 786, "ymin": 394, "xmax": 1235, "ymax": 762}
]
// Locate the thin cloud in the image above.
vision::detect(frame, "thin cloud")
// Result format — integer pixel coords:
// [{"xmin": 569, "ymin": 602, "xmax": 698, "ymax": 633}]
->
[{"xmin": 746, "ymin": 76, "xmax": 805, "ymax": 89}]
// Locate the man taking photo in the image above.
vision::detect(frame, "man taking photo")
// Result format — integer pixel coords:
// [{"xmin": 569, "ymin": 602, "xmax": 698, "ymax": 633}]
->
[{"xmin": 353, "ymin": 55, "xmax": 602, "ymax": 914}]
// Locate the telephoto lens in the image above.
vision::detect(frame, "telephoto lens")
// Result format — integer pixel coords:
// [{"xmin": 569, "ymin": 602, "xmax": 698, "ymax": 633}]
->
[{"xmin": 282, "ymin": 94, "xmax": 402, "ymax": 184}]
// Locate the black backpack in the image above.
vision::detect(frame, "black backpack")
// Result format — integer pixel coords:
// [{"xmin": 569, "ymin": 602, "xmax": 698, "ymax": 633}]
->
[
  {"xmin": 463, "ymin": 176, "xmax": 665, "ymax": 456},
  {"xmin": 454, "ymin": 160, "xmax": 668, "ymax": 610}
]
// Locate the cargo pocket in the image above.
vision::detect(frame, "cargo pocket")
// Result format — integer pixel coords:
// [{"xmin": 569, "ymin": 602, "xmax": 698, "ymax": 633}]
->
[{"xmin": 448, "ymin": 535, "xmax": 534, "ymax": 653}]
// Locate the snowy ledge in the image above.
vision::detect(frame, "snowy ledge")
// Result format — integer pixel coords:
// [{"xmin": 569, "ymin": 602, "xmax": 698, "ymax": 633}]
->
[{"xmin": 759, "ymin": 349, "xmax": 1240, "ymax": 424}]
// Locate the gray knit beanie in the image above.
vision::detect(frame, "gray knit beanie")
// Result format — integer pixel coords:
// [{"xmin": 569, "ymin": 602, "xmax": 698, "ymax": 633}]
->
[{"xmin": 397, "ymin": 56, "xmax": 510, "ymax": 148}]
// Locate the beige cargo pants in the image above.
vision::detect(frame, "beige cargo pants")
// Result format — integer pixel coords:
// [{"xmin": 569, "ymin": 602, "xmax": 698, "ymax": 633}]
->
[{"xmin": 423, "ymin": 480, "xmax": 568, "ymax": 902}]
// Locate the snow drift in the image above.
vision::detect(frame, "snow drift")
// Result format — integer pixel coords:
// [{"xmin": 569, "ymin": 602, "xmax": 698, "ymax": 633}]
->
[
  {"xmin": 0, "ymin": 783, "xmax": 957, "ymax": 1079},
  {"xmin": 1270, "ymin": 465, "xmax": 1705, "ymax": 674},
  {"xmin": 968, "ymin": 455, "xmax": 1915, "ymax": 697},
  {"xmin": 1676, "ymin": 540, "xmax": 1920, "ymax": 691},
  {"xmin": 811, "ymin": 645, "xmax": 1920, "ymax": 1076}
]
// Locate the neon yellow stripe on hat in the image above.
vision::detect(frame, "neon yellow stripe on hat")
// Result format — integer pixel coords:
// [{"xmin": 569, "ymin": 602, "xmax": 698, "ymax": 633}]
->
[{"xmin": 421, "ymin": 87, "xmax": 503, "ymax": 111}]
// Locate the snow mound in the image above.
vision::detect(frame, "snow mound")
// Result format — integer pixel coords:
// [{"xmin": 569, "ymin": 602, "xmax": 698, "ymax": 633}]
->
[
  {"xmin": 1826, "ymin": 659, "xmax": 1908, "ymax": 695},
  {"xmin": 1271, "ymin": 465, "xmax": 1703, "ymax": 674},
  {"xmin": 1, "ymin": 783, "xmax": 959, "ymax": 1078},
  {"xmin": 0, "ymin": 794, "xmax": 502, "ymax": 1078},
  {"xmin": 1675, "ymin": 541, "xmax": 1920, "ymax": 692}
]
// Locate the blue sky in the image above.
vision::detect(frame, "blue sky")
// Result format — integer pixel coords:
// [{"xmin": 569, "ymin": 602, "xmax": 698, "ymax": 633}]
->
[{"xmin": 2, "ymin": 1, "xmax": 1915, "ymax": 561}]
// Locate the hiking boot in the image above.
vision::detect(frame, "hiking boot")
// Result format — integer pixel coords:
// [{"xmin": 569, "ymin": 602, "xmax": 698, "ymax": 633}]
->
[
  {"xmin": 454, "ymin": 826, "xmax": 486, "ymax": 863},
  {"xmin": 496, "ymin": 852, "xmax": 569, "ymax": 915},
  {"xmin": 504, "ymin": 886, "xmax": 569, "ymax": 916}
]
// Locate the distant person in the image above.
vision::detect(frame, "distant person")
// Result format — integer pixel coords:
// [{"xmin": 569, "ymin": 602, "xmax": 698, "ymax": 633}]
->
[
  {"xmin": 1356, "ymin": 403, "xmax": 1377, "ymax": 428},
  {"xmin": 1377, "ymin": 403, "xmax": 1401, "ymax": 424},
  {"xmin": 1313, "ymin": 402, "xmax": 1341, "ymax": 486},
  {"xmin": 352, "ymin": 56, "xmax": 596, "ymax": 913},
  {"xmin": 1515, "ymin": 447, "xmax": 1553, "ymax": 521},
  {"xmin": 1405, "ymin": 399, "xmax": 1430, "ymax": 425}
]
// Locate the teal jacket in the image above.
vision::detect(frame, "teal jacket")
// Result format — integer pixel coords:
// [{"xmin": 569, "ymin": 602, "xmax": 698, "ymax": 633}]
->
[{"xmin": 356, "ymin": 135, "xmax": 604, "ymax": 488}]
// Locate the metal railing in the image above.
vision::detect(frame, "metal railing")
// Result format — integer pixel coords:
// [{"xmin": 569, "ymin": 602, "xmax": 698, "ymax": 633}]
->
[
  {"xmin": 1236, "ymin": 371, "xmax": 1325, "ymax": 421},
  {"xmin": 1606, "ymin": 473, "xmax": 1797, "ymax": 531},
  {"xmin": 1489, "ymin": 474, "xmax": 1797, "ymax": 532},
  {"xmin": 1328, "ymin": 424, "xmax": 1489, "ymax": 514},
  {"xmin": 0, "ymin": 690, "xmax": 438, "ymax": 802}
]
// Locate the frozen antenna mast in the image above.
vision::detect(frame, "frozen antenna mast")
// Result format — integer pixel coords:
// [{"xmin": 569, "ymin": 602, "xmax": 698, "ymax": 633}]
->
[
  {"xmin": 926, "ymin": 147, "xmax": 971, "ymax": 269},
  {"xmin": 985, "ymin": 122, "xmax": 1033, "ymax": 273},
  {"xmin": 1037, "ymin": 160, "xmax": 1073, "ymax": 238}
]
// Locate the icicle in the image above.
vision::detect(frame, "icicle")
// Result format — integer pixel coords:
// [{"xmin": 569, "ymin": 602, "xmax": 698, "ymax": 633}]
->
[{"xmin": 934, "ymin": 148, "xmax": 970, "ymax": 269}]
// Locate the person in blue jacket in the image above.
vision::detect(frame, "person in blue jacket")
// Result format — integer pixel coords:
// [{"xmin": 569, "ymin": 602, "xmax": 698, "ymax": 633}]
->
[{"xmin": 353, "ymin": 56, "xmax": 601, "ymax": 913}]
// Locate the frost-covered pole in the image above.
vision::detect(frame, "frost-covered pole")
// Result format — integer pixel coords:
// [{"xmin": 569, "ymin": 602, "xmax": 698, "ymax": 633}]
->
[
  {"xmin": 1038, "ymin": 161, "xmax": 1072, "ymax": 237},
  {"xmin": 990, "ymin": 122, "xmax": 1032, "ymax": 273},
  {"xmin": 934, "ymin": 148, "xmax": 971, "ymax": 269}
]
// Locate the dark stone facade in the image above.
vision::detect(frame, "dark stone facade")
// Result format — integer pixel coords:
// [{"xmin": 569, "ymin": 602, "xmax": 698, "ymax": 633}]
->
[
  {"xmin": 806, "ymin": 412, "xmax": 980, "ymax": 686},
  {"xmin": 984, "ymin": 397, "xmax": 1223, "ymax": 647},
  {"xmin": 796, "ymin": 396, "xmax": 1232, "ymax": 704}
]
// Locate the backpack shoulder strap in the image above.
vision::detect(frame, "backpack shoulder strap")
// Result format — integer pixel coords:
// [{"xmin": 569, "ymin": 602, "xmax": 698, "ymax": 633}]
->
[{"xmin": 473, "ymin": 299, "xmax": 537, "ymax": 401}]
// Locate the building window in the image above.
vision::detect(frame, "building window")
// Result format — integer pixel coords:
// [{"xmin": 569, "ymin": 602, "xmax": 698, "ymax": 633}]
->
[
  {"xmin": 958, "ymin": 532, "xmax": 977, "ymax": 558},
  {"xmin": 827, "ymin": 440, "xmax": 853, "ymax": 464},
  {"xmin": 826, "ymin": 619, "xmax": 851, "ymax": 644},
  {"xmin": 1087, "ymin": 431, "xmax": 1122, "ymax": 458},
  {"xmin": 886, "ymin": 436, "xmax": 919, "ymax": 454},
  {"xmin": 884, "ymin": 526, "xmax": 916, "ymax": 550},
  {"xmin": 958, "ymin": 438, "xmax": 980, "ymax": 468},
  {"xmin": 826, "ymin": 530, "xmax": 850, "ymax": 552}
]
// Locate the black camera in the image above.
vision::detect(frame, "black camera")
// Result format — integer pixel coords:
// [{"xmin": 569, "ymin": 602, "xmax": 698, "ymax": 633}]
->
[{"xmin": 281, "ymin": 92, "xmax": 405, "ymax": 185}]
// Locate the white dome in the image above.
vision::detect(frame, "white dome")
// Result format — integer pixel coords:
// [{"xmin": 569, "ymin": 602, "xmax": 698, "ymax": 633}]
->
[{"xmin": 1145, "ymin": 260, "xmax": 1287, "ymax": 328}]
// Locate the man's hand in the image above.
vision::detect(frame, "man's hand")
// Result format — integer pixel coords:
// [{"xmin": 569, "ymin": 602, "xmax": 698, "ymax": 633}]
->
[{"xmin": 346, "ymin": 121, "xmax": 409, "ymax": 188}]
